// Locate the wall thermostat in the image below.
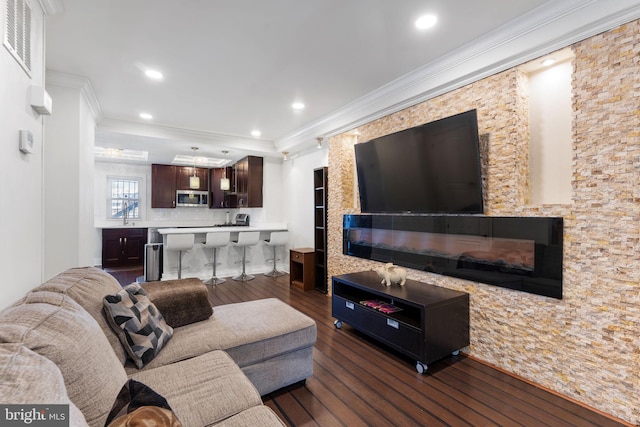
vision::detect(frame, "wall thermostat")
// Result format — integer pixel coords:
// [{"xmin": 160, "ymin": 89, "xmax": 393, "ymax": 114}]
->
[{"xmin": 19, "ymin": 130, "xmax": 34, "ymax": 154}]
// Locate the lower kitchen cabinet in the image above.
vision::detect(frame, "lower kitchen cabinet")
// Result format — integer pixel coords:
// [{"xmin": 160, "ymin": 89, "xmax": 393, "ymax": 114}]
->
[{"xmin": 102, "ymin": 228, "xmax": 148, "ymax": 268}]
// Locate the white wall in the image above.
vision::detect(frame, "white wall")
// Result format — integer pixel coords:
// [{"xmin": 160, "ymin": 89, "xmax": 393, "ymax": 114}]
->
[
  {"xmin": 282, "ymin": 149, "xmax": 329, "ymax": 249},
  {"xmin": 0, "ymin": 2, "xmax": 46, "ymax": 310},
  {"xmin": 260, "ymin": 157, "xmax": 285, "ymax": 224},
  {"xmin": 43, "ymin": 82, "xmax": 96, "ymax": 279},
  {"xmin": 78, "ymin": 93, "xmax": 97, "ymax": 266},
  {"xmin": 528, "ymin": 60, "xmax": 573, "ymax": 204}
]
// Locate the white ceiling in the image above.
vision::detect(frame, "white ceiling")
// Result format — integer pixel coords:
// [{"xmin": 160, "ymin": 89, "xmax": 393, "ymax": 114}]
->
[{"xmin": 44, "ymin": 0, "xmax": 640, "ymax": 165}]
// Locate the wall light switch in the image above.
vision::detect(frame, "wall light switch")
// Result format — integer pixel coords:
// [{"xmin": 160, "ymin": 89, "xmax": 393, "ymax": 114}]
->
[{"xmin": 19, "ymin": 130, "xmax": 34, "ymax": 154}]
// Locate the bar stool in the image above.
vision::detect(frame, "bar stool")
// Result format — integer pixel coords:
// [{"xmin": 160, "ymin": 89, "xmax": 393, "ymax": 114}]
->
[
  {"xmin": 232, "ymin": 231, "xmax": 260, "ymax": 282},
  {"xmin": 264, "ymin": 231, "xmax": 289, "ymax": 277},
  {"xmin": 165, "ymin": 234, "xmax": 195, "ymax": 279},
  {"xmin": 204, "ymin": 232, "xmax": 230, "ymax": 286}
]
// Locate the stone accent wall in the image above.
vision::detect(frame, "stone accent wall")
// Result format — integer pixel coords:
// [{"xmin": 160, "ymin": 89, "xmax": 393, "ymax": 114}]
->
[{"xmin": 327, "ymin": 20, "xmax": 640, "ymax": 424}]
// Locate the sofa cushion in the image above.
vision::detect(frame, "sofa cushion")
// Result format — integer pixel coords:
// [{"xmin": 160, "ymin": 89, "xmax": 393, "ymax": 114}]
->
[
  {"xmin": 103, "ymin": 284, "xmax": 173, "ymax": 369},
  {"xmin": 142, "ymin": 279, "xmax": 213, "ymax": 327},
  {"xmin": 0, "ymin": 291, "xmax": 128, "ymax": 427},
  {"xmin": 124, "ymin": 298, "xmax": 316, "ymax": 374},
  {"xmin": 32, "ymin": 267, "xmax": 128, "ymax": 364},
  {"xmin": 129, "ymin": 350, "xmax": 263, "ymax": 427},
  {"xmin": 106, "ymin": 380, "xmax": 182, "ymax": 427},
  {"xmin": 213, "ymin": 406, "xmax": 285, "ymax": 427},
  {"xmin": 0, "ymin": 343, "xmax": 88, "ymax": 427},
  {"xmin": 241, "ymin": 345, "xmax": 314, "ymax": 396}
]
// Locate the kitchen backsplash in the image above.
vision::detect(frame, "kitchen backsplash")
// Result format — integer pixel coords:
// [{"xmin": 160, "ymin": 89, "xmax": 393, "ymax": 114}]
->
[{"xmin": 146, "ymin": 206, "xmax": 266, "ymax": 224}]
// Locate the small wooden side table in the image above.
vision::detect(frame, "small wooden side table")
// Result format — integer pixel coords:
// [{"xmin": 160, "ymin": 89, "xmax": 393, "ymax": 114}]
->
[{"xmin": 290, "ymin": 248, "xmax": 315, "ymax": 291}]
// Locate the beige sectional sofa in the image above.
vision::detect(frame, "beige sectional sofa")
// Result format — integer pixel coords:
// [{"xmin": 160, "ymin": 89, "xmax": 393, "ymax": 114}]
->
[{"xmin": 0, "ymin": 267, "xmax": 317, "ymax": 426}]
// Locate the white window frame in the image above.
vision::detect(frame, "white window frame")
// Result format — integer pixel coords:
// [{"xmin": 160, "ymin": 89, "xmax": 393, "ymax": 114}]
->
[{"xmin": 107, "ymin": 176, "xmax": 141, "ymax": 221}]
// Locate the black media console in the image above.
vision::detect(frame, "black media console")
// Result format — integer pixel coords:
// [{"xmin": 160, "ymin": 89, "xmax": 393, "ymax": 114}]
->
[{"xmin": 332, "ymin": 271, "xmax": 470, "ymax": 373}]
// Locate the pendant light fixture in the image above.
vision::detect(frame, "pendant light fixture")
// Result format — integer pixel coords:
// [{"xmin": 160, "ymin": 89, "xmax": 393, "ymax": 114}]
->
[
  {"xmin": 189, "ymin": 147, "xmax": 200, "ymax": 189},
  {"xmin": 220, "ymin": 150, "xmax": 230, "ymax": 190}
]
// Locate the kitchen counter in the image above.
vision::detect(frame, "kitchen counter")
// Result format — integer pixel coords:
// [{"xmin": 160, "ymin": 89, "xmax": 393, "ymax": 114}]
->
[
  {"xmin": 156, "ymin": 223, "xmax": 288, "ymax": 281},
  {"xmin": 94, "ymin": 220, "xmax": 255, "ymax": 229},
  {"xmin": 157, "ymin": 224, "xmax": 287, "ymax": 234}
]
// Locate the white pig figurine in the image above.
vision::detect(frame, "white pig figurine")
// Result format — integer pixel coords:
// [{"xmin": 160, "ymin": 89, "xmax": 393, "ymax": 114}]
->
[{"xmin": 375, "ymin": 263, "xmax": 407, "ymax": 286}]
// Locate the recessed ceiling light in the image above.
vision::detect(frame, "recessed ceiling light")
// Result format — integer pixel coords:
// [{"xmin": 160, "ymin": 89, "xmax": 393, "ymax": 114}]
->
[
  {"xmin": 292, "ymin": 102, "xmax": 305, "ymax": 111},
  {"xmin": 415, "ymin": 14, "xmax": 437, "ymax": 30},
  {"xmin": 251, "ymin": 129, "xmax": 261, "ymax": 137},
  {"xmin": 541, "ymin": 58, "xmax": 556, "ymax": 67},
  {"xmin": 139, "ymin": 113, "xmax": 153, "ymax": 120},
  {"xmin": 144, "ymin": 69, "xmax": 163, "ymax": 80}
]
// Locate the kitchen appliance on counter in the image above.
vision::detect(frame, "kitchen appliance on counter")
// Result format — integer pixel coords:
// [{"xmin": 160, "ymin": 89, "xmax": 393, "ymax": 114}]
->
[
  {"xmin": 209, "ymin": 213, "xmax": 250, "ymax": 227},
  {"xmin": 234, "ymin": 213, "xmax": 250, "ymax": 226},
  {"xmin": 176, "ymin": 190, "xmax": 208, "ymax": 207}
]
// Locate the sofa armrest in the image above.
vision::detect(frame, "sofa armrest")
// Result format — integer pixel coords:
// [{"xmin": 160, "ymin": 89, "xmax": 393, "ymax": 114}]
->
[{"xmin": 141, "ymin": 279, "xmax": 212, "ymax": 328}]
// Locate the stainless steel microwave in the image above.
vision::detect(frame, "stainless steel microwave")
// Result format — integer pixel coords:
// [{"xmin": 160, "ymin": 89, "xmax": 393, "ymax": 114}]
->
[{"xmin": 176, "ymin": 190, "xmax": 208, "ymax": 207}]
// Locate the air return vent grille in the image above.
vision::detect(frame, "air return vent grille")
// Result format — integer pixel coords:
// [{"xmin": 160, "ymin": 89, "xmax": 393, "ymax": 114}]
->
[{"xmin": 4, "ymin": 0, "xmax": 31, "ymax": 76}]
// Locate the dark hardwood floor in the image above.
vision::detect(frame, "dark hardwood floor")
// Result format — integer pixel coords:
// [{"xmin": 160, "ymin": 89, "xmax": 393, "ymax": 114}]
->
[
  {"xmin": 108, "ymin": 269, "xmax": 629, "ymax": 427},
  {"xmin": 104, "ymin": 265, "xmax": 144, "ymax": 287}
]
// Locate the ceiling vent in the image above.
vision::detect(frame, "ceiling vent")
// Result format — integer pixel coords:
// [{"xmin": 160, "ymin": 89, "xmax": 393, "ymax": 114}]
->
[{"xmin": 3, "ymin": 0, "xmax": 32, "ymax": 76}]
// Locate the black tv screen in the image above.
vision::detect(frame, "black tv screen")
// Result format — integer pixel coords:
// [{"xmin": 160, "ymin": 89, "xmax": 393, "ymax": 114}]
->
[{"xmin": 354, "ymin": 109, "xmax": 484, "ymax": 214}]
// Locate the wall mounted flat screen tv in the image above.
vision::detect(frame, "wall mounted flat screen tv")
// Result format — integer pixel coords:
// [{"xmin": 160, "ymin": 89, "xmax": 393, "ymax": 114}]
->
[{"xmin": 354, "ymin": 109, "xmax": 484, "ymax": 214}]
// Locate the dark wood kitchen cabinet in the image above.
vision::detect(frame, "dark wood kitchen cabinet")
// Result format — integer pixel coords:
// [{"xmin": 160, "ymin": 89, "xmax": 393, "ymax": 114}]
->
[
  {"xmin": 235, "ymin": 156, "xmax": 263, "ymax": 207},
  {"xmin": 151, "ymin": 164, "xmax": 177, "ymax": 208},
  {"xmin": 209, "ymin": 167, "xmax": 236, "ymax": 209},
  {"xmin": 176, "ymin": 167, "xmax": 209, "ymax": 191},
  {"xmin": 152, "ymin": 164, "xmax": 209, "ymax": 208},
  {"xmin": 102, "ymin": 228, "xmax": 148, "ymax": 268}
]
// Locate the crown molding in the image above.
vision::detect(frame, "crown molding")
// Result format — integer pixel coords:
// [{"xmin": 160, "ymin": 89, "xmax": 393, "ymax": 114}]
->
[
  {"xmin": 275, "ymin": 0, "xmax": 640, "ymax": 152},
  {"xmin": 97, "ymin": 117, "xmax": 279, "ymax": 156},
  {"xmin": 45, "ymin": 70, "xmax": 103, "ymax": 121},
  {"xmin": 38, "ymin": 0, "xmax": 64, "ymax": 15}
]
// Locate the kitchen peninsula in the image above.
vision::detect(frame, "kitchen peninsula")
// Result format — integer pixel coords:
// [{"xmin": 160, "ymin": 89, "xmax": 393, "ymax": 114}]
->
[{"xmin": 157, "ymin": 223, "xmax": 288, "ymax": 280}]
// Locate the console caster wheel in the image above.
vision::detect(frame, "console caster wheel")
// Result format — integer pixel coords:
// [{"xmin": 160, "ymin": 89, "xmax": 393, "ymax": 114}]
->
[
  {"xmin": 334, "ymin": 320, "xmax": 342, "ymax": 329},
  {"xmin": 452, "ymin": 350, "xmax": 460, "ymax": 356},
  {"xmin": 416, "ymin": 362, "xmax": 427, "ymax": 374}
]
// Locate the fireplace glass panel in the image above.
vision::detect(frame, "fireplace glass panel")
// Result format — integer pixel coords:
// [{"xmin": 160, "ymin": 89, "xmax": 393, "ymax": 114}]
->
[{"xmin": 343, "ymin": 215, "xmax": 563, "ymax": 299}]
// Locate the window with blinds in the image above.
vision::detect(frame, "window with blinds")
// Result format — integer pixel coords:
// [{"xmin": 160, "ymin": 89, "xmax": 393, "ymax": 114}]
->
[{"xmin": 3, "ymin": 0, "xmax": 31, "ymax": 76}]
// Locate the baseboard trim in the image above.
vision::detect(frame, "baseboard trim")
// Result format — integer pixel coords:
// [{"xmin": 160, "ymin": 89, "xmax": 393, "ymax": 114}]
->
[{"xmin": 465, "ymin": 354, "xmax": 634, "ymax": 426}]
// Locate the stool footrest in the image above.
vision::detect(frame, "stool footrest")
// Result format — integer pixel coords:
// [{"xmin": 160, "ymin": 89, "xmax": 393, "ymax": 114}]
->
[
  {"xmin": 205, "ymin": 277, "xmax": 227, "ymax": 285},
  {"xmin": 264, "ymin": 269, "xmax": 286, "ymax": 278},
  {"xmin": 233, "ymin": 273, "xmax": 255, "ymax": 281}
]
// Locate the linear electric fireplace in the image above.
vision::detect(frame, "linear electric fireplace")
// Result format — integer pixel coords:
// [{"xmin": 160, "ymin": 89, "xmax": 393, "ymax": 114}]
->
[{"xmin": 343, "ymin": 215, "xmax": 563, "ymax": 299}]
